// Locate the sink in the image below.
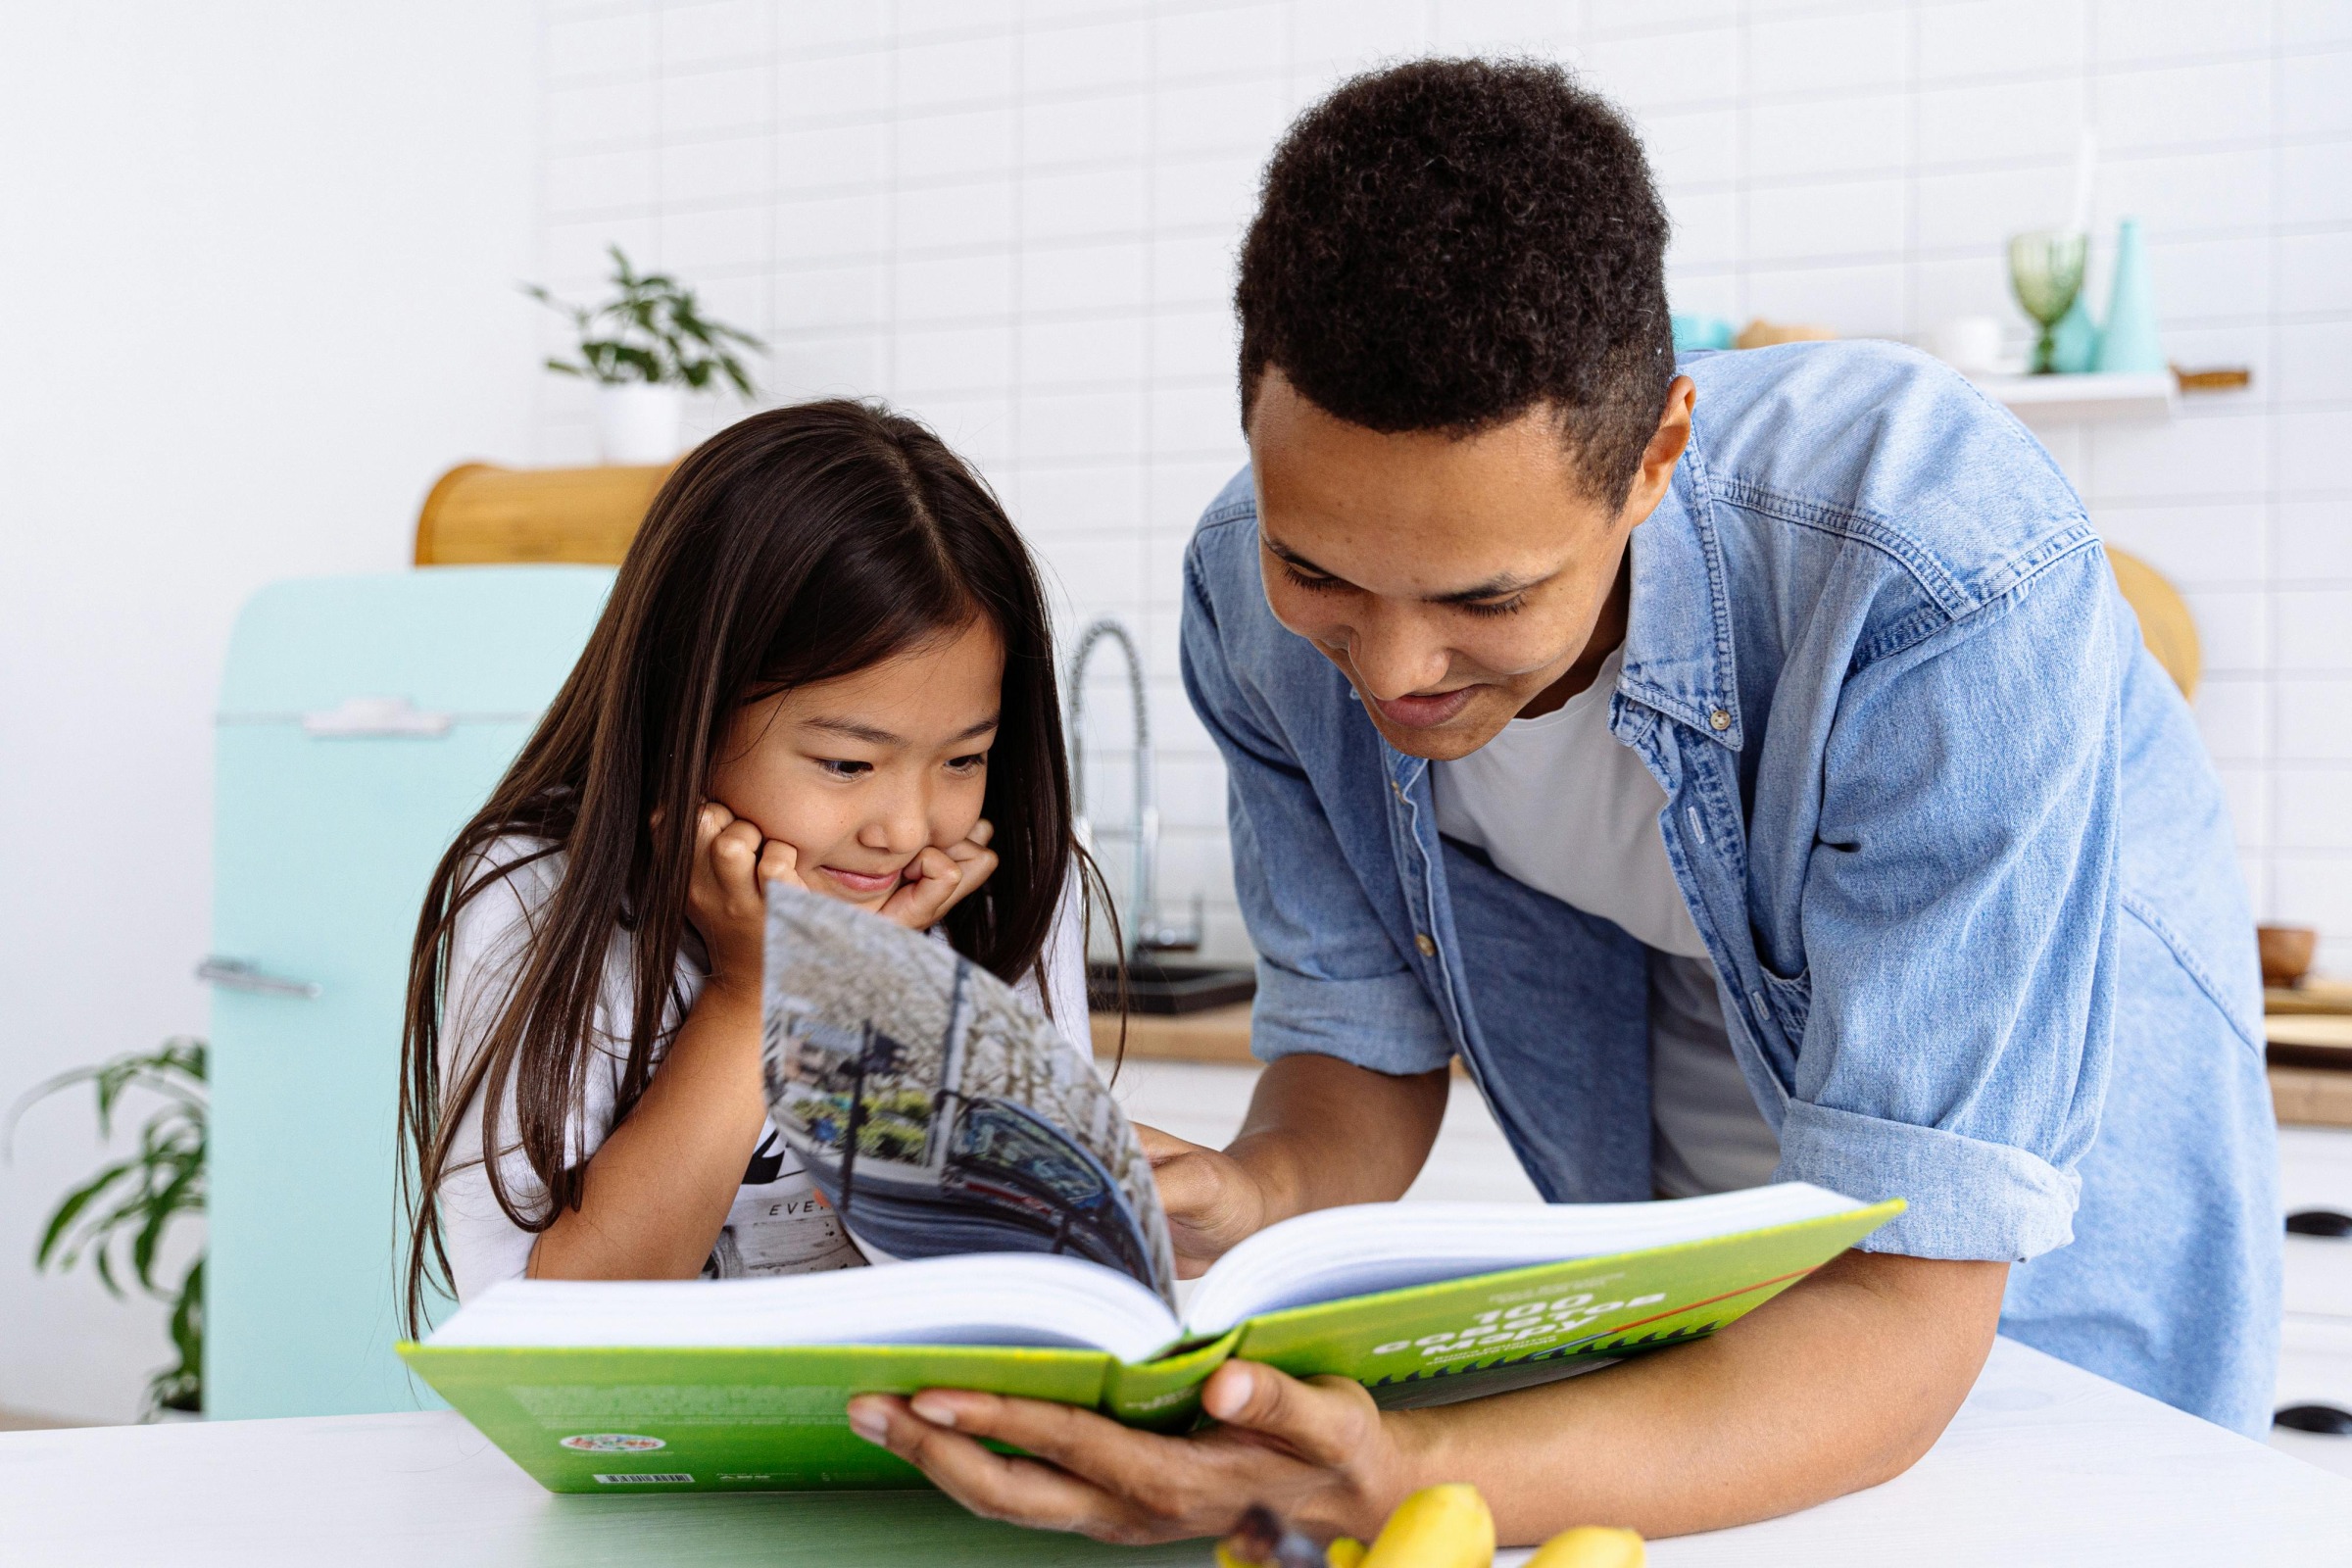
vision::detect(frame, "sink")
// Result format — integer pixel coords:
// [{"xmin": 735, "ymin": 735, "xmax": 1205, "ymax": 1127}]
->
[{"xmin": 1087, "ymin": 958, "xmax": 1256, "ymax": 1016}]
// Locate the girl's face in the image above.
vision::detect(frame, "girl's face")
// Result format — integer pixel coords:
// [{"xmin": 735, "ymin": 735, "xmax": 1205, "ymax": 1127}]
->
[{"xmin": 707, "ymin": 617, "xmax": 1005, "ymax": 912}]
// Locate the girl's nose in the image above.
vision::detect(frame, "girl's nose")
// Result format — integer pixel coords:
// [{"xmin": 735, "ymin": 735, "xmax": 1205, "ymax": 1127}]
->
[{"xmin": 858, "ymin": 779, "xmax": 931, "ymax": 854}]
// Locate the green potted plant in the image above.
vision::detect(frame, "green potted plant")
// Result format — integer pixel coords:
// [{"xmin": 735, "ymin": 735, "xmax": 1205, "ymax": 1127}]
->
[
  {"xmin": 525, "ymin": 245, "xmax": 764, "ymax": 465},
  {"xmin": 6, "ymin": 1039, "xmax": 207, "ymax": 1419}
]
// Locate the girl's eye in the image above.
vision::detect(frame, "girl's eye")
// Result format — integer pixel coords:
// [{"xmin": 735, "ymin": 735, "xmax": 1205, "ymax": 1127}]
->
[
  {"xmin": 816, "ymin": 759, "xmax": 872, "ymax": 780},
  {"xmin": 946, "ymin": 752, "xmax": 990, "ymax": 775},
  {"xmin": 1456, "ymin": 594, "xmax": 1529, "ymax": 619}
]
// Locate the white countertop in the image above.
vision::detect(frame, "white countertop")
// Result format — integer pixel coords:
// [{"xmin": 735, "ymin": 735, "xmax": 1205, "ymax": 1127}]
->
[{"xmin": 2, "ymin": 1337, "xmax": 2345, "ymax": 1566}]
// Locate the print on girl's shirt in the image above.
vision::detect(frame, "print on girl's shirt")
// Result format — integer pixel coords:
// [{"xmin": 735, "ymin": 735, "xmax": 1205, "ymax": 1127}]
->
[{"xmin": 702, "ymin": 1123, "xmax": 868, "ymax": 1278}]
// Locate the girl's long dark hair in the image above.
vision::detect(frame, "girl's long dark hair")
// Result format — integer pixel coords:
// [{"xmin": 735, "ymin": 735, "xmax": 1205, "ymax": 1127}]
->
[{"xmin": 397, "ymin": 400, "xmax": 1107, "ymax": 1335}]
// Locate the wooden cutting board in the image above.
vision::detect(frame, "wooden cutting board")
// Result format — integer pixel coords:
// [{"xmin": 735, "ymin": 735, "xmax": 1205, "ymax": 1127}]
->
[{"xmin": 2268, "ymin": 980, "xmax": 2352, "ymax": 1016}]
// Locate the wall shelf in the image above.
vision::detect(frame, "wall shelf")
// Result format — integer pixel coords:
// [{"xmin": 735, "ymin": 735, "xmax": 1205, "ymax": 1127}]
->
[{"xmin": 1968, "ymin": 371, "xmax": 2180, "ymax": 422}]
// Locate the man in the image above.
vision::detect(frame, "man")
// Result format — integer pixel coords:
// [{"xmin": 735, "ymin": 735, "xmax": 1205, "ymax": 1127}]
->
[{"xmin": 849, "ymin": 59, "xmax": 2278, "ymax": 1544}]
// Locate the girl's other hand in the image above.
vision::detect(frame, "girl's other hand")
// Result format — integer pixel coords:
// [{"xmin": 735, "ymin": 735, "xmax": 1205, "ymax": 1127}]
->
[
  {"xmin": 877, "ymin": 818, "xmax": 997, "ymax": 932},
  {"xmin": 686, "ymin": 801, "xmax": 805, "ymax": 997}
]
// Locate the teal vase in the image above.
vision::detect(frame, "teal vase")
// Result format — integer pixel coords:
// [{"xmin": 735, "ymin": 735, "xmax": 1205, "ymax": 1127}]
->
[
  {"xmin": 2093, "ymin": 218, "xmax": 2166, "ymax": 374},
  {"xmin": 1671, "ymin": 313, "xmax": 1735, "ymax": 351},
  {"xmin": 2051, "ymin": 294, "xmax": 2099, "ymax": 373}
]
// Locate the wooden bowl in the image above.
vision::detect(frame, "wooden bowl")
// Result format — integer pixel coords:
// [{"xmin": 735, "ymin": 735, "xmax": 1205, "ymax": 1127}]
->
[{"xmin": 2261, "ymin": 925, "xmax": 2319, "ymax": 988}]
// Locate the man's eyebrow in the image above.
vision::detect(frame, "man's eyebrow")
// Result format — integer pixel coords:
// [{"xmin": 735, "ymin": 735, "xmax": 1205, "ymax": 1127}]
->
[
  {"xmin": 801, "ymin": 714, "xmax": 1000, "ymax": 746},
  {"xmin": 1264, "ymin": 534, "xmax": 1546, "ymax": 605},
  {"xmin": 1427, "ymin": 570, "xmax": 1547, "ymax": 606},
  {"xmin": 1263, "ymin": 535, "xmax": 1339, "ymax": 578}
]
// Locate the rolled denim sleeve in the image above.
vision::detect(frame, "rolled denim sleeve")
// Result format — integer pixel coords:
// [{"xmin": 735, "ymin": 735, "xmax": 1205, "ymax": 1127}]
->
[
  {"xmin": 1774, "ymin": 543, "xmax": 2124, "ymax": 1261},
  {"xmin": 1179, "ymin": 520, "xmax": 1455, "ymax": 1076}
]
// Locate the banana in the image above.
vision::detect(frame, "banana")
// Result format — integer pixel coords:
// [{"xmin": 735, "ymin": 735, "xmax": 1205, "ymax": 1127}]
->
[
  {"xmin": 1359, "ymin": 1484, "xmax": 1495, "ymax": 1568},
  {"xmin": 1325, "ymin": 1539, "xmax": 1368, "ymax": 1568},
  {"xmin": 1523, "ymin": 1525, "xmax": 1645, "ymax": 1568}
]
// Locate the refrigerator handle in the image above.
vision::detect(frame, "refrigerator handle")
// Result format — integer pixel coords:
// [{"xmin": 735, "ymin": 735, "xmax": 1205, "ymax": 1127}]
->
[
  {"xmin": 197, "ymin": 957, "xmax": 321, "ymax": 1000},
  {"xmin": 301, "ymin": 696, "xmax": 452, "ymax": 738}
]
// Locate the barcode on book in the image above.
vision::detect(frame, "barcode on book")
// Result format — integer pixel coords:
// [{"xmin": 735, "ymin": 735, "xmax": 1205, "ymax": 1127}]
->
[{"xmin": 593, "ymin": 1472, "xmax": 695, "ymax": 1485}]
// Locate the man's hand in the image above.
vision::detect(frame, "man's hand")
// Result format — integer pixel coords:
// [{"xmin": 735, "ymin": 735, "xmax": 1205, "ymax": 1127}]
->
[
  {"xmin": 848, "ymin": 1042, "xmax": 2007, "ymax": 1544},
  {"xmin": 1136, "ymin": 1125, "xmax": 1274, "ymax": 1278},
  {"xmin": 848, "ymin": 1358, "xmax": 1417, "ymax": 1545},
  {"xmin": 851, "ymin": 1249, "xmax": 2005, "ymax": 1545},
  {"xmin": 877, "ymin": 818, "xmax": 998, "ymax": 931},
  {"xmin": 1135, "ymin": 1055, "xmax": 1450, "ymax": 1276}
]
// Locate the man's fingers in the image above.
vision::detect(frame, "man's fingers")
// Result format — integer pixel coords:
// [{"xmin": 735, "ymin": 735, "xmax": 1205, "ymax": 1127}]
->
[
  {"xmin": 1134, "ymin": 1122, "xmax": 1207, "ymax": 1163},
  {"xmin": 1150, "ymin": 1148, "xmax": 1232, "ymax": 1218},
  {"xmin": 1150, "ymin": 1146, "xmax": 1261, "ymax": 1250},
  {"xmin": 1199, "ymin": 1363, "xmax": 1377, "ymax": 1469},
  {"xmin": 894, "ymin": 1390, "xmax": 1201, "ymax": 1520},
  {"xmin": 849, "ymin": 1396, "xmax": 1129, "ymax": 1537}
]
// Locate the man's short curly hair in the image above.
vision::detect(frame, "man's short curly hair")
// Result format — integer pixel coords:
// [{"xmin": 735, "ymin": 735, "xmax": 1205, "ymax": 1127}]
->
[{"xmin": 1237, "ymin": 58, "xmax": 1675, "ymax": 508}]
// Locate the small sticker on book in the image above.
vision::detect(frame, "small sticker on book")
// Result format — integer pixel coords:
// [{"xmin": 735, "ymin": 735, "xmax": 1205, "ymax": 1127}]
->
[
  {"xmin": 562, "ymin": 1433, "xmax": 665, "ymax": 1453},
  {"xmin": 593, "ymin": 1473, "xmax": 695, "ymax": 1485}
]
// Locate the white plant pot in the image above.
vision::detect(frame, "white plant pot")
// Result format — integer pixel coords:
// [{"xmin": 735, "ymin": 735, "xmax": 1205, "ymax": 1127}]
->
[{"xmin": 596, "ymin": 382, "xmax": 685, "ymax": 466}]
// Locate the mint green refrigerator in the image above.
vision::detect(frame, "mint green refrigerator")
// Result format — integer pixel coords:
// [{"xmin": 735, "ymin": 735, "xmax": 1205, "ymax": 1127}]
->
[{"xmin": 205, "ymin": 566, "xmax": 612, "ymax": 1419}]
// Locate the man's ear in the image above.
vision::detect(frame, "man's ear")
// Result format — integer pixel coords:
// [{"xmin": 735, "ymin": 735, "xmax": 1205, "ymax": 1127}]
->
[{"xmin": 1620, "ymin": 374, "xmax": 1696, "ymax": 527}]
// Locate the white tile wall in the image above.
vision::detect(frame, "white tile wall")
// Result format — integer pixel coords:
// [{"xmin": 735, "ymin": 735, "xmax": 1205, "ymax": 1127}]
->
[{"xmin": 531, "ymin": 0, "xmax": 2352, "ymax": 969}]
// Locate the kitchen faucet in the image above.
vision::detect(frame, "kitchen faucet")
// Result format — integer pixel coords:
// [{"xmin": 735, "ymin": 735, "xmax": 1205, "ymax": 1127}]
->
[{"xmin": 1066, "ymin": 616, "xmax": 1200, "ymax": 957}]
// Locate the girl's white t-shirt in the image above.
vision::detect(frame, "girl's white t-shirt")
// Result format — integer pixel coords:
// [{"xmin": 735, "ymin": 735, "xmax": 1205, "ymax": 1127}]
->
[{"xmin": 435, "ymin": 836, "xmax": 1091, "ymax": 1303}]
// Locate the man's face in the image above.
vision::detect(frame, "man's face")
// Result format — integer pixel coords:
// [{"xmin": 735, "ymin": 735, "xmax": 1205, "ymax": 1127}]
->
[{"xmin": 1246, "ymin": 368, "xmax": 1694, "ymax": 761}]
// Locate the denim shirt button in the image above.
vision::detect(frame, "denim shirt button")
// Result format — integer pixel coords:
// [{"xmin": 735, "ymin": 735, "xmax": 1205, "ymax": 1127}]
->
[
  {"xmin": 1391, "ymin": 779, "xmax": 1403, "ymax": 799},
  {"xmin": 1709, "ymin": 708, "xmax": 1733, "ymax": 731},
  {"xmin": 1414, "ymin": 932, "xmax": 1437, "ymax": 957}
]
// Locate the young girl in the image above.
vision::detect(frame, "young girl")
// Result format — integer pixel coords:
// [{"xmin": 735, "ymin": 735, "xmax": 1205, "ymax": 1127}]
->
[{"xmin": 398, "ymin": 400, "xmax": 1102, "ymax": 1331}]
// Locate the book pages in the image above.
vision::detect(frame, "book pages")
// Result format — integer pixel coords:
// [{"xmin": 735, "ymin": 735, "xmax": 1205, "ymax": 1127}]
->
[{"xmin": 760, "ymin": 887, "xmax": 1177, "ymax": 1302}]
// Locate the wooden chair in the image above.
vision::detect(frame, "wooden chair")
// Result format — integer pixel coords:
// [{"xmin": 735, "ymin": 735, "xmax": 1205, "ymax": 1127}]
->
[
  {"xmin": 2107, "ymin": 547, "xmax": 2200, "ymax": 699},
  {"xmin": 414, "ymin": 463, "xmax": 673, "ymax": 566}
]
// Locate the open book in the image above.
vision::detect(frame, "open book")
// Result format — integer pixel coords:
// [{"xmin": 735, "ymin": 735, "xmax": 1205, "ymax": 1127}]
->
[{"xmin": 401, "ymin": 890, "xmax": 1900, "ymax": 1494}]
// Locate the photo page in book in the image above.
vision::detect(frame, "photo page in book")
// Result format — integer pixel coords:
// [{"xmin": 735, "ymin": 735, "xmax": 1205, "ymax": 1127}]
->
[{"xmin": 759, "ymin": 886, "xmax": 1177, "ymax": 1303}]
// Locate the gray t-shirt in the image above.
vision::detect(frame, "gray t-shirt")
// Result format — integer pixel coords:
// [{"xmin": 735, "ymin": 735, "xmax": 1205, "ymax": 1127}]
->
[{"xmin": 1432, "ymin": 648, "xmax": 1783, "ymax": 1198}]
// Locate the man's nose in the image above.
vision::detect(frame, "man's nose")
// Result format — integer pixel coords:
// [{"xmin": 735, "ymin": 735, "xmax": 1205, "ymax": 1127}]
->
[{"xmin": 1347, "ymin": 604, "xmax": 1453, "ymax": 700}]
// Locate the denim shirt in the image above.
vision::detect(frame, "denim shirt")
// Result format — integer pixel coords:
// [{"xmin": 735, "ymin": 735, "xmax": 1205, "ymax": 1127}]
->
[{"xmin": 1179, "ymin": 341, "xmax": 2279, "ymax": 1433}]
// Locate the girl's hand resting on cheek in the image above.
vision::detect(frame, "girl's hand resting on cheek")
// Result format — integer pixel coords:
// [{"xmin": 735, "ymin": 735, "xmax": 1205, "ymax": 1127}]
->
[
  {"xmin": 686, "ymin": 801, "xmax": 805, "ymax": 999},
  {"xmin": 688, "ymin": 805, "xmax": 997, "ymax": 997},
  {"xmin": 878, "ymin": 818, "xmax": 997, "ymax": 932}
]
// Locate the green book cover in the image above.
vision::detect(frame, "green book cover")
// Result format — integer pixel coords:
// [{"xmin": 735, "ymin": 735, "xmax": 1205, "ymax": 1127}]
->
[{"xmin": 400, "ymin": 1199, "xmax": 1898, "ymax": 1494}]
